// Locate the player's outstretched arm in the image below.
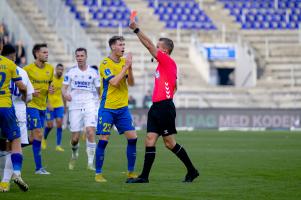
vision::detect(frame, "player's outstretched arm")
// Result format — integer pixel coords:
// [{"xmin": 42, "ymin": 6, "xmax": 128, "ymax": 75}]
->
[{"xmin": 129, "ymin": 18, "xmax": 157, "ymax": 59}]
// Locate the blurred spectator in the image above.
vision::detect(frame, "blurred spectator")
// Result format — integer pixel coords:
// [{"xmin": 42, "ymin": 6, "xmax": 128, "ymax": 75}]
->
[
  {"xmin": 128, "ymin": 95, "xmax": 136, "ymax": 109},
  {"xmin": 1, "ymin": 22, "xmax": 27, "ymax": 66},
  {"xmin": 0, "ymin": 22, "xmax": 9, "ymax": 38},
  {"xmin": 143, "ymin": 90, "xmax": 152, "ymax": 108},
  {"xmin": 15, "ymin": 40, "xmax": 26, "ymax": 66},
  {"xmin": 0, "ymin": 22, "xmax": 10, "ymax": 45}
]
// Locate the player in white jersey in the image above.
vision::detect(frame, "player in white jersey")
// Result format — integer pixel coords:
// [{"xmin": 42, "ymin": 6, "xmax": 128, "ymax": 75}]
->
[
  {"xmin": 0, "ymin": 44, "xmax": 34, "ymax": 192},
  {"xmin": 62, "ymin": 48, "xmax": 100, "ymax": 170}
]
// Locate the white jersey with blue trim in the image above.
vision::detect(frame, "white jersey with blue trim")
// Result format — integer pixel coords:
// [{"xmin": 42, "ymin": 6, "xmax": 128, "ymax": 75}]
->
[
  {"xmin": 63, "ymin": 65, "xmax": 100, "ymax": 110},
  {"xmin": 10, "ymin": 66, "xmax": 34, "ymax": 105}
]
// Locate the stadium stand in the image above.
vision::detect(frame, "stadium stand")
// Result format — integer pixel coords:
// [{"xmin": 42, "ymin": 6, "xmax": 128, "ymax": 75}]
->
[
  {"xmin": 5, "ymin": 0, "xmax": 73, "ymax": 65},
  {"xmin": 219, "ymin": 0, "xmax": 301, "ymax": 30},
  {"xmin": 54, "ymin": 0, "xmax": 301, "ymax": 108},
  {"xmin": 146, "ymin": 0, "xmax": 216, "ymax": 30},
  {"xmin": 65, "ymin": 0, "xmax": 131, "ymax": 28},
  {"xmin": 211, "ymin": 0, "xmax": 301, "ymax": 87},
  {"xmin": 63, "ymin": 0, "xmax": 216, "ymax": 104},
  {"xmin": 1, "ymin": 0, "xmax": 300, "ymax": 108}
]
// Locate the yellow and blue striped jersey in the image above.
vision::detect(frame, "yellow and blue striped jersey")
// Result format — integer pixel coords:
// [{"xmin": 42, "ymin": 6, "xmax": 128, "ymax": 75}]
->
[
  {"xmin": 24, "ymin": 62, "xmax": 54, "ymax": 110},
  {"xmin": 99, "ymin": 57, "xmax": 128, "ymax": 109},
  {"xmin": 0, "ymin": 56, "xmax": 22, "ymax": 107},
  {"xmin": 48, "ymin": 75, "xmax": 64, "ymax": 108}
]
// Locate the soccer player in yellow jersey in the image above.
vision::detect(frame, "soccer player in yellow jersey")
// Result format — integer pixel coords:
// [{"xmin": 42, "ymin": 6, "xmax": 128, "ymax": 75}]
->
[
  {"xmin": 0, "ymin": 36, "xmax": 28, "ymax": 192},
  {"xmin": 23, "ymin": 43, "xmax": 54, "ymax": 175},
  {"xmin": 95, "ymin": 36, "xmax": 138, "ymax": 183},
  {"xmin": 43, "ymin": 63, "xmax": 65, "ymax": 152}
]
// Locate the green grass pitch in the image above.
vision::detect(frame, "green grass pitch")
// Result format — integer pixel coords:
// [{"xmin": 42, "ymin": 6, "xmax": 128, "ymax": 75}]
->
[{"xmin": 1, "ymin": 130, "xmax": 301, "ymax": 200}]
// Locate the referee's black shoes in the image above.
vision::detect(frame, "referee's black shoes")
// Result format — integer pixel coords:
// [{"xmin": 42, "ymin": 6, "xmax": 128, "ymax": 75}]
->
[
  {"xmin": 183, "ymin": 169, "xmax": 199, "ymax": 183},
  {"xmin": 126, "ymin": 176, "xmax": 149, "ymax": 183}
]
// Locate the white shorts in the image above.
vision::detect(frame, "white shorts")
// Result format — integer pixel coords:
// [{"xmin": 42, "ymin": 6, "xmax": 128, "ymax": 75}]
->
[
  {"xmin": 69, "ymin": 107, "xmax": 96, "ymax": 132},
  {"xmin": 14, "ymin": 104, "xmax": 29, "ymax": 144}
]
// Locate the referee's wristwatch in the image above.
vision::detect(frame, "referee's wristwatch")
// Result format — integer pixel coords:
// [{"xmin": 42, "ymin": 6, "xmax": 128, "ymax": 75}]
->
[{"xmin": 133, "ymin": 28, "xmax": 140, "ymax": 34}]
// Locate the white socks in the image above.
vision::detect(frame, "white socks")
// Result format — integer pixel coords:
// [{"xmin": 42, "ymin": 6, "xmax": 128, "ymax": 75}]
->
[
  {"xmin": 2, "ymin": 153, "xmax": 13, "ymax": 182},
  {"xmin": 86, "ymin": 141, "xmax": 96, "ymax": 166}
]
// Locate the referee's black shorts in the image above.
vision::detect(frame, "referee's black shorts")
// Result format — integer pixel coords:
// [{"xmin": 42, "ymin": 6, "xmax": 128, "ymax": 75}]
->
[{"xmin": 147, "ymin": 99, "xmax": 177, "ymax": 136}]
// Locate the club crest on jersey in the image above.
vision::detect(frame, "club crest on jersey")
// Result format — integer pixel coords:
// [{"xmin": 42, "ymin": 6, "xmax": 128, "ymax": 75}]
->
[
  {"xmin": 46, "ymin": 71, "xmax": 50, "ymax": 75},
  {"xmin": 105, "ymin": 69, "xmax": 111, "ymax": 76},
  {"xmin": 103, "ymin": 60, "xmax": 107, "ymax": 64},
  {"xmin": 89, "ymin": 76, "xmax": 92, "ymax": 79},
  {"xmin": 64, "ymin": 76, "xmax": 69, "ymax": 81},
  {"xmin": 155, "ymin": 70, "xmax": 160, "ymax": 79}
]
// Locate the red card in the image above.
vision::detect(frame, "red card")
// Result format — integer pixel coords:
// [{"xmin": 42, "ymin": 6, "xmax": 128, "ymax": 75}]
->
[{"xmin": 130, "ymin": 10, "xmax": 137, "ymax": 21}]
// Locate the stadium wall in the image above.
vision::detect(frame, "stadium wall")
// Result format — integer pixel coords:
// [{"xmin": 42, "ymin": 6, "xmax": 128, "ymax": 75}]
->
[{"xmin": 131, "ymin": 108, "xmax": 301, "ymax": 130}]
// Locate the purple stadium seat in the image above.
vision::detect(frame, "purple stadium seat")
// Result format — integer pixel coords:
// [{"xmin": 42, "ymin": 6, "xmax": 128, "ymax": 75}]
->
[
  {"xmin": 65, "ymin": 0, "xmax": 131, "ymax": 28},
  {"xmin": 146, "ymin": 0, "xmax": 216, "ymax": 30},
  {"xmin": 219, "ymin": 0, "xmax": 301, "ymax": 29}
]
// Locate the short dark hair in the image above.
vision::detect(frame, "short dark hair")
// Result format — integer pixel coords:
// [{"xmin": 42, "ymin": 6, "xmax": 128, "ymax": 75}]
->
[
  {"xmin": 75, "ymin": 47, "xmax": 87, "ymax": 55},
  {"xmin": 1, "ymin": 43, "xmax": 16, "ymax": 56},
  {"xmin": 159, "ymin": 38, "xmax": 174, "ymax": 54},
  {"xmin": 90, "ymin": 65, "xmax": 98, "ymax": 71},
  {"xmin": 32, "ymin": 43, "xmax": 47, "ymax": 59},
  {"xmin": 56, "ymin": 63, "xmax": 64, "ymax": 68},
  {"xmin": 108, "ymin": 36, "xmax": 124, "ymax": 49}
]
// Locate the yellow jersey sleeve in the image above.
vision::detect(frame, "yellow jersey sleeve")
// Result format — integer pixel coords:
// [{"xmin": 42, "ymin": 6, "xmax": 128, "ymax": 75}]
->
[
  {"xmin": 48, "ymin": 75, "xmax": 64, "ymax": 108},
  {"xmin": 0, "ymin": 56, "xmax": 22, "ymax": 107},
  {"xmin": 24, "ymin": 63, "xmax": 54, "ymax": 110},
  {"xmin": 99, "ymin": 58, "xmax": 115, "ymax": 81}
]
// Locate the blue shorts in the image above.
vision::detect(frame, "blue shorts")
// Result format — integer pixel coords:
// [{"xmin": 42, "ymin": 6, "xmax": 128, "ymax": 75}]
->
[
  {"xmin": 96, "ymin": 106, "xmax": 135, "ymax": 135},
  {"xmin": 27, "ymin": 107, "xmax": 46, "ymax": 130},
  {"xmin": 46, "ymin": 107, "xmax": 64, "ymax": 121},
  {"xmin": 0, "ymin": 107, "xmax": 21, "ymax": 141}
]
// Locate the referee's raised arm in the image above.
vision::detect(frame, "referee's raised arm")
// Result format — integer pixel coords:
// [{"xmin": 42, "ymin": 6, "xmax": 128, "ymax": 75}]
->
[{"xmin": 129, "ymin": 17, "xmax": 157, "ymax": 59}]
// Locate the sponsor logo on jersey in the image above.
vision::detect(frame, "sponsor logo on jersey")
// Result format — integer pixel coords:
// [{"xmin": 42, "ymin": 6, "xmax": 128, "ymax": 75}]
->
[
  {"xmin": 165, "ymin": 82, "xmax": 170, "ymax": 99},
  {"xmin": 74, "ymin": 81, "xmax": 91, "ymax": 88}
]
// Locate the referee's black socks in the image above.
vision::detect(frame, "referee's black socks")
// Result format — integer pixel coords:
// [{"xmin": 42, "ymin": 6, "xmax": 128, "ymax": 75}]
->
[
  {"xmin": 171, "ymin": 143, "xmax": 195, "ymax": 172},
  {"xmin": 140, "ymin": 146, "xmax": 156, "ymax": 179}
]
